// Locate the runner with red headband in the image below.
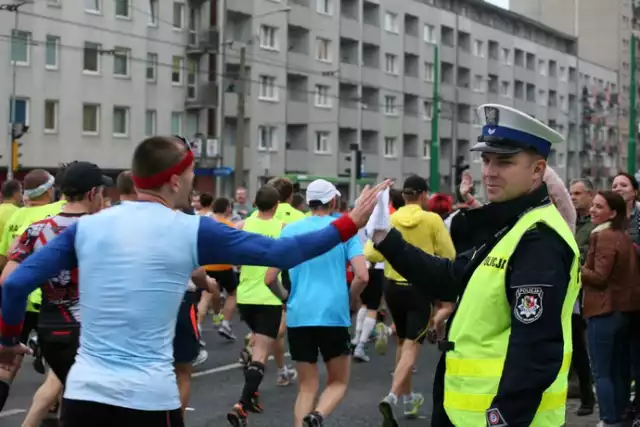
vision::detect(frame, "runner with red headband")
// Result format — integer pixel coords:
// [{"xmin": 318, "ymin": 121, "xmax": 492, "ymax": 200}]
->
[{"xmin": 0, "ymin": 135, "xmax": 389, "ymax": 427}]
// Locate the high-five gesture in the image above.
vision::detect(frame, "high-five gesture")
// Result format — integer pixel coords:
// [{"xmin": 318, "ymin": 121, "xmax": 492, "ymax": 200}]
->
[{"xmin": 348, "ymin": 180, "xmax": 393, "ymax": 228}]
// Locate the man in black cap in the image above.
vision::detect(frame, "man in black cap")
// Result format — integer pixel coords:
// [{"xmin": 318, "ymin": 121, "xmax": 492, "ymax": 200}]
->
[
  {"xmin": 364, "ymin": 175, "xmax": 455, "ymax": 423},
  {"xmin": 368, "ymin": 104, "xmax": 579, "ymax": 427},
  {"xmin": 1, "ymin": 161, "xmax": 110, "ymax": 426}
]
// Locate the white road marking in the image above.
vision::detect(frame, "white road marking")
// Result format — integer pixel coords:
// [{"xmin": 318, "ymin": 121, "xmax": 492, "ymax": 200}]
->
[
  {"xmin": 0, "ymin": 409, "xmax": 26, "ymax": 418},
  {"xmin": 192, "ymin": 352, "xmax": 290, "ymax": 378}
]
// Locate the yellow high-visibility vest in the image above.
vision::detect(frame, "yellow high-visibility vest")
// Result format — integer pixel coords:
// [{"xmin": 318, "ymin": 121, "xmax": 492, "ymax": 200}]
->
[{"xmin": 444, "ymin": 204, "xmax": 579, "ymax": 426}]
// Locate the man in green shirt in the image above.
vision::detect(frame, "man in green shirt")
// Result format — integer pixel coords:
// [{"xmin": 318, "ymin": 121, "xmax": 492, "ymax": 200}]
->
[
  {"xmin": 249, "ymin": 178, "xmax": 305, "ymax": 225},
  {"xmin": 0, "ymin": 180, "xmax": 22, "ymax": 237}
]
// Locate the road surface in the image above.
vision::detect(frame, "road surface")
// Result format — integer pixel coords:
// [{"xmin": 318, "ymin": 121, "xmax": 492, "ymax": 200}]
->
[{"xmin": 1, "ymin": 321, "xmax": 600, "ymax": 426}]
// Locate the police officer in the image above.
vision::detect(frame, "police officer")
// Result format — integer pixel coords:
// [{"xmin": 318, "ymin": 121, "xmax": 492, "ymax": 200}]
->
[{"xmin": 369, "ymin": 104, "xmax": 579, "ymax": 427}]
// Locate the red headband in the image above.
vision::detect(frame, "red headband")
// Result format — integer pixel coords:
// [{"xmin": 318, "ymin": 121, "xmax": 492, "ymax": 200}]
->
[{"xmin": 132, "ymin": 150, "xmax": 195, "ymax": 189}]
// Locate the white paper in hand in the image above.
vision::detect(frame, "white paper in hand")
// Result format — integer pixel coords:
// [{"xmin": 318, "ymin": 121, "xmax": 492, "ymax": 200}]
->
[{"xmin": 365, "ymin": 188, "xmax": 390, "ymax": 236}]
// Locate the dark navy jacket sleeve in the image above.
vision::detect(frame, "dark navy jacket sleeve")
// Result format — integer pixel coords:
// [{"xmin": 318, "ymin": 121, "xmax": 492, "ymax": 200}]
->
[
  {"xmin": 373, "ymin": 228, "xmax": 465, "ymax": 302},
  {"xmin": 0, "ymin": 223, "xmax": 78, "ymax": 341},
  {"xmin": 196, "ymin": 216, "xmax": 352, "ymax": 270},
  {"xmin": 488, "ymin": 224, "xmax": 572, "ymax": 426}
]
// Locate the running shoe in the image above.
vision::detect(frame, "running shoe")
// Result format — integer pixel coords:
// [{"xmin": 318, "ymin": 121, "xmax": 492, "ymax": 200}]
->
[
  {"xmin": 212, "ymin": 312, "xmax": 224, "ymax": 326},
  {"xmin": 28, "ymin": 336, "xmax": 45, "ymax": 375},
  {"xmin": 247, "ymin": 392, "xmax": 264, "ymax": 413},
  {"xmin": 379, "ymin": 395, "xmax": 400, "ymax": 427},
  {"xmin": 276, "ymin": 366, "xmax": 298, "ymax": 386},
  {"xmin": 403, "ymin": 392, "xmax": 424, "ymax": 418},
  {"xmin": 226, "ymin": 403, "xmax": 248, "ymax": 427},
  {"xmin": 218, "ymin": 323, "xmax": 236, "ymax": 340},
  {"xmin": 303, "ymin": 411, "xmax": 324, "ymax": 427},
  {"xmin": 353, "ymin": 344, "xmax": 370, "ymax": 363},
  {"xmin": 375, "ymin": 322, "xmax": 388, "ymax": 355},
  {"xmin": 192, "ymin": 348, "xmax": 208, "ymax": 367}
]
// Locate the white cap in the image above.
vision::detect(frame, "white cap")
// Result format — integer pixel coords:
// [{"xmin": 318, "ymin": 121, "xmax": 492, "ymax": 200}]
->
[
  {"xmin": 471, "ymin": 104, "xmax": 564, "ymax": 158},
  {"xmin": 306, "ymin": 179, "xmax": 341, "ymax": 204}
]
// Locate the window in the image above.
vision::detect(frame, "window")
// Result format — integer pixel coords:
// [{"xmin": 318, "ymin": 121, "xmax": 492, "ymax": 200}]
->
[
  {"xmin": 145, "ymin": 110, "xmax": 156, "ymax": 136},
  {"xmin": 83, "ymin": 42, "xmax": 101, "ymax": 73},
  {"xmin": 315, "ymin": 131, "xmax": 330, "ymax": 153},
  {"xmin": 260, "ymin": 25, "xmax": 278, "ymax": 50},
  {"xmin": 537, "ymin": 89, "xmax": 546, "ymax": 106},
  {"xmin": 85, "ymin": 0, "xmax": 100, "ymax": 13},
  {"xmin": 424, "ymin": 62, "xmax": 434, "ymax": 82},
  {"xmin": 146, "ymin": 53, "xmax": 157, "ymax": 82},
  {"xmin": 172, "ymin": 56, "xmax": 184, "ymax": 84},
  {"xmin": 173, "ymin": 2, "xmax": 184, "ymax": 29},
  {"xmin": 44, "ymin": 100, "xmax": 58, "ymax": 133},
  {"xmin": 315, "ymin": 85, "xmax": 330, "ymax": 107},
  {"xmin": 538, "ymin": 59, "xmax": 546, "ymax": 76},
  {"xmin": 187, "ymin": 58, "xmax": 198, "ymax": 99},
  {"xmin": 113, "ymin": 47, "xmax": 130, "ymax": 77},
  {"xmin": 11, "ymin": 30, "xmax": 30, "ymax": 65},
  {"xmin": 186, "ymin": 111, "xmax": 199, "ymax": 136},
  {"xmin": 316, "ymin": 0, "xmax": 332, "ymax": 15},
  {"xmin": 384, "ymin": 137, "xmax": 397, "ymax": 157},
  {"xmin": 9, "ymin": 98, "xmax": 29, "ymax": 125},
  {"xmin": 45, "ymin": 35, "xmax": 59, "ymax": 69},
  {"xmin": 171, "ymin": 112, "xmax": 183, "ymax": 135},
  {"xmin": 472, "ymin": 75, "xmax": 484, "ymax": 92},
  {"xmin": 423, "ymin": 24, "xmax": 435, "ymax": 43},
  {"xmin": 385, "ymin": 53, "xmax": 397, "ymax": 74},
  {"xmin": 500, "ymin": 80, "xmax": 510, "ymax": 97},
  {"xmin": 423, "ymin": 101, "xmax": 433, "ymax": 120},
  {"xmin": 113, "ymin": 106, "xmax": 129, "ymax": 136},
  {"xmin": 501, "ymin": 48, "xmax": 511, "ymax": 65},
  {"xmin": 559, "ymin": 66, "xmax": 567, "ymax": 81},
  {"xmin": 258, "ymin": 126, "xmax": 276, "ymax": 150},
  {"xmin": 316, "ymin": 38, "xmax": 331, "ymax": 62},
  {"xmin": 259, "ymin": 75, "xmax": 277, "ymax": 100},
  {"xmin": 422, "ymin": 140, "xmax": 431, "ymax": 159},
  {"xmin": 473, "ymin": 39, "xmax": 484, "ymax": 57},
  {"xmin": 384, "ymin": 95, "xmax": 397, "ymax": 115},
  {"xmin": 385, "ymin": 12, "xmax": 399, "ymax": 33},
  {"xmin": 115, "ymin": 0, "xmax": 129, "ymax": 18},
  {"xmin": 82, "ymin": 104, "xmax": 100, "ymax": 134},
  {"xmin": 148, "ymin": 0, "xmax": 158, "ymax": 25}
]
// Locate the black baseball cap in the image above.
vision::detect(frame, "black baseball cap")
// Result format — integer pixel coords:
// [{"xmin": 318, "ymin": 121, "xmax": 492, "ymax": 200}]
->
[
  {"xmin": 61, "ymin": 161, "xmax": 113, "ymax": 196},
  {"xmin": 402, "ymin": 175, "xmax": 428, "ymax": 196}
]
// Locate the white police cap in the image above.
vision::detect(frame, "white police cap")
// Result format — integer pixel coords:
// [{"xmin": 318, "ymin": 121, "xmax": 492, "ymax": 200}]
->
[{"xmin": 471, "ymin": 104, "xmax": 564, "ymax": 158}]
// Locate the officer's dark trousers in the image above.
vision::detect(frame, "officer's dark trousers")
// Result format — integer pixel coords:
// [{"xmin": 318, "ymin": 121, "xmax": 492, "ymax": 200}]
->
[{"xmin": 571, "ymin": 313, "xmax": 595, "ymax": 406}]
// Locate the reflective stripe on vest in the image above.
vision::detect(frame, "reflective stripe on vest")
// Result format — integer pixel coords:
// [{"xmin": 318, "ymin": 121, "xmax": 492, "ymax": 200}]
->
[{"xmin": 444, "ymin": 204, "xmax": 580, "ymax": 427}]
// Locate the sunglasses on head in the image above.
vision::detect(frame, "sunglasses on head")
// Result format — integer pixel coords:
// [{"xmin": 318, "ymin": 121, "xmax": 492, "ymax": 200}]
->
[{"xmin": 173, "ymin": 135, "xmax": 194, "ymax": 152}]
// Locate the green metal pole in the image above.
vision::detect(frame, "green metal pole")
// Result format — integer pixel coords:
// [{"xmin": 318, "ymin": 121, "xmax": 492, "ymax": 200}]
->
[
  {"xmin": 629, "ymin": 35, "xmax": 636, "ymax": 174},
  {"xmin": 430, "ymin": 44, "xmax": 440, "ymax": 192}
]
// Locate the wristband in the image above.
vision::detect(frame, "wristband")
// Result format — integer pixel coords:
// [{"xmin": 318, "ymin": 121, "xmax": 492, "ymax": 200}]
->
[
  {"xmin": 0, "ymin": 313, "xmax": 23, "ymax": 343},
  {"xmin": 331, "ymin": 215, "xmax": 358, "ymax": 242}
]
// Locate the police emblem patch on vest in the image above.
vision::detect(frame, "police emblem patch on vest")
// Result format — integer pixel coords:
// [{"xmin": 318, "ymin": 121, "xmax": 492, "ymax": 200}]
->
[
  {"xmin": 486, "ymin": 408, "xmax": 507, "ymax": 426},
  {"xmin": 514, "ymin": 287, "xmax": 543, "ymax": 324}
]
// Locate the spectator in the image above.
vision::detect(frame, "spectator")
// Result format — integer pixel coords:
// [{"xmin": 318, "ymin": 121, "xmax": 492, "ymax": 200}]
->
[{"xmin": 233, "ymin": 187, "xmax": 252, "ymax": 219}]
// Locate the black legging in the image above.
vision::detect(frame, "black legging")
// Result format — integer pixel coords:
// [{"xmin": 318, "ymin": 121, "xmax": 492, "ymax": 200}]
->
[{"xmin": 571, "ymin": 313, "xmax": 595, "ymax": 406}]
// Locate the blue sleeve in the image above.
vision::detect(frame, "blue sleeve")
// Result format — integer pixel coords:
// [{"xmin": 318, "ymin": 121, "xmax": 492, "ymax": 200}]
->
[
  {"xmin": 1, "ymin": 223, "xmax": 79, "ymax": 328},
  {"xmin": 197, "ymin": 216, "xmax": 342, "ymax": 269},
  {"xmin": 346, "ymin": 236, "xmax": 363, "ymax": 261}
]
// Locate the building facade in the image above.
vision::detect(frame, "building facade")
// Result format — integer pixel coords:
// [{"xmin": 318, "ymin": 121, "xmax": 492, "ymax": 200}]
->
[
  {"xmin": 0, "ymin": 0, "xmax": 618, "ymax": 198},
  {"xmin": 511, "ymin": 0, "xmax": 634, "ymax": 177}
]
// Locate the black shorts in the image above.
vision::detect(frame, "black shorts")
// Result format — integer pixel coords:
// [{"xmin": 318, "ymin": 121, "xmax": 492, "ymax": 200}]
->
[
  {"xmin": 238, "ymin": 304, "xmax": 282, "ymax": 339},
  {"xmin": 60, "ymin": 399, "xmax": 184, "ymax": 427},
  {"xmin": 206, "ymin": 269, "xmax": 238, "ymax": 294},
  {"xmin": 39, "ymin": 327, "xmax": 79, "ymax": 384},
  {"xmin": 287, "ymin": 326, "xmax": 351, "ymax": 364},
  {"xmin": 384, "ymin": 280, "xmax": 432, "ymax": 344},
  {"xmin": 360, "ymin": 267, "xmax": 384, "ymax": 310},
  {"xmin": 20, "ymin": 311, "xmax": 39, "ymax": 344},
  {"xmin": 173, "ymin": 292, "xmax": 200, "ymax": 365}
]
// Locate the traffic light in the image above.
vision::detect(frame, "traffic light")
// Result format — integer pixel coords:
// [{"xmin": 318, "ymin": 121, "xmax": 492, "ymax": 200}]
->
[
  {"xmin": 454, "ymin": 155, "xmax": 469, "ymax": 186},
  {"xmin": 345, "ymin": 144, "xmax": 364, "ymax": 179},
  {"xmin": 11, "ymin": 123, "xmax": 27, "ymax": 173}
]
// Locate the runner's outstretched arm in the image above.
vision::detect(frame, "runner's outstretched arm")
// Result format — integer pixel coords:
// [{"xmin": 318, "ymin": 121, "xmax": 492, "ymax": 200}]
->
[{"xmin": 197, "ymin": 215, "xmax": 359, "ymax": 270}]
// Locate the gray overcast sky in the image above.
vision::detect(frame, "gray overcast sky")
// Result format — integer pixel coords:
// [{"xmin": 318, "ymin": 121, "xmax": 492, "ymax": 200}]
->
[{"xmin": 484, "ymin": 0, "xmax": 509, "ymax": 9}]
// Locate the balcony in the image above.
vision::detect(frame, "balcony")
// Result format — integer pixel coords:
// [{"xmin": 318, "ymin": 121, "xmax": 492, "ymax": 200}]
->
[
  {"xmin": 227, "ymin": 0, "xmax": 253, "ymax": 15},
  {"xmin": 185, "ymin": 83, "xmax": 218, "ymax": 108},
  {"xmin": 186, "ymin": 28, "xmax": 219, "ymax": 55}
]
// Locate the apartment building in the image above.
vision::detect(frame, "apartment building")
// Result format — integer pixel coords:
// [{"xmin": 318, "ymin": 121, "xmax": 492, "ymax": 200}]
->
[
  {"xmin": 0, "ymin": 0, "xmax": 216, "ymax": 180},
  {"xmin": 220, "ymin": 0, "xmax": 615, "ymax": 196},
  {"xmin": 0, "ymin": 0, "xmax": 617, "ymax": 197},
  {"xmin": 512, "ymin": 0, "xmax": 634, "ymax": 177}
]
